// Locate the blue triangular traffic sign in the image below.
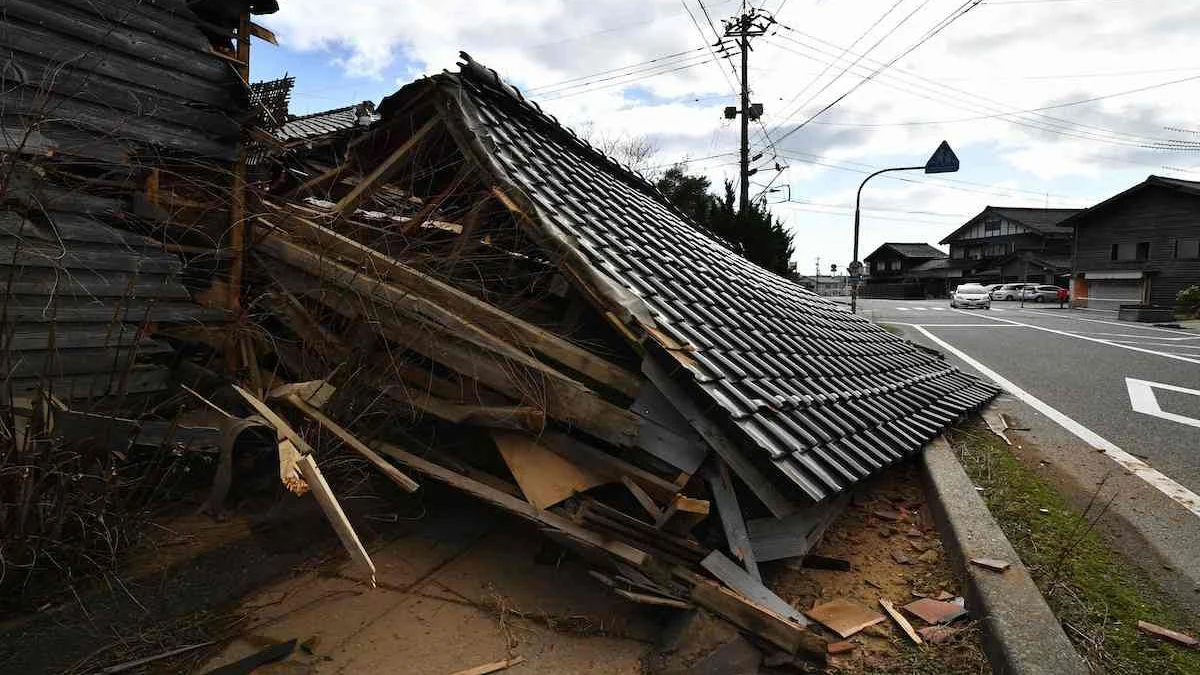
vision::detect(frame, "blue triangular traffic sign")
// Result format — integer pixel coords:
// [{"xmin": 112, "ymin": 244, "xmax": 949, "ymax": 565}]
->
[{"xmin": 925, "ymin": 141, "xmax": 959, "ymax": 174}]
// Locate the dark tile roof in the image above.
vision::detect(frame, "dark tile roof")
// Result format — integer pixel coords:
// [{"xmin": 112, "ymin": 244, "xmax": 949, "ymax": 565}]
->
[
  {"xmin": 275, "ymin": 103, "xmax": 379, "ymax": 142},
  {"xmin": 380, "ymin": 53, "xmax": 999, "ymax": 502},
  {"xmin": 1062, "ymin": 175, "xmax": 1200, "ymax": 227},
  {"xmin": 866, "ymin": 242, "xmax": 947, "ymax": 261},
  {"xmin": 943, "ymin": 207, "xmax": 1082, "ymax": 243}
]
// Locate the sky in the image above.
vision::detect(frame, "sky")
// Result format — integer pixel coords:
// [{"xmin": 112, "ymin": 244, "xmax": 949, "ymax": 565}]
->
[{"xmin": 252, "ymin": 0, "xmax": 1200, "ymax": 275}]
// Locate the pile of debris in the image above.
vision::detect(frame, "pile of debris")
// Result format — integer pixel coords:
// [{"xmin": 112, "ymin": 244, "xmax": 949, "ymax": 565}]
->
[
  {"xmin": 2, "ymin": 0, "xmax": 998, "ymax": 659},
  {"xmin": 206, "ymin": 52, "xmax": 999, "ymax": 659}
]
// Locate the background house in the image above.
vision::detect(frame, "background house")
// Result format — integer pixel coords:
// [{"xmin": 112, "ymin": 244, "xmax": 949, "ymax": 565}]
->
[
  {"xmin": 939, "ymin": 207, "xmax": 1081, "ymax": 287},
  {"xmin": 861, "ymin": 242, "xmax": 947, "ymax": 298},
  {"xmin": 1066, "ymin": 176, "xmax": 1200, "ymax": 310}
]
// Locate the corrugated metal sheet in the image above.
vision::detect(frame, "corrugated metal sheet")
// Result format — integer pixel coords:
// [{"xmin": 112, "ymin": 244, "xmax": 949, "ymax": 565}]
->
[{"xmin": 380, "ymin": 55, "xmax": 999, "ymax": 502}]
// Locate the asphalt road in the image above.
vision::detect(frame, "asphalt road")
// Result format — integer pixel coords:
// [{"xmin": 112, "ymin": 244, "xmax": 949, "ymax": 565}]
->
[{"xmin": 851, "ymin": 297, "xmax": 1200, "ymax": 607}]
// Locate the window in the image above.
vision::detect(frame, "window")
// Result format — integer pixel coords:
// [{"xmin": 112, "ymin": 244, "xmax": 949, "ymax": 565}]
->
[
  {"xmin": 1111, "ymin": 242, "xmax": 1150, "ymax": 261},
  {"xmin": 951, "ymin": 247, "xmax": 964, "ymax": 259},
  {"xmin": 983, "ymin": 217, "xmax": 1001, "ymax": 233},
  {"xmin": 888, "ymin": 260, "xmax": 901, "ymax": 271},
  {"xmin": 1176, "ymin": 238, "xmax": 1200, "ymax": 259}
]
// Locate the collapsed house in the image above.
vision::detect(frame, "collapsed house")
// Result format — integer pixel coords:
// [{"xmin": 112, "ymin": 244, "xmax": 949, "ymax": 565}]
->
[{"xmin": 1, "ymin": 3, "xmax": 998, "ymax": 653}]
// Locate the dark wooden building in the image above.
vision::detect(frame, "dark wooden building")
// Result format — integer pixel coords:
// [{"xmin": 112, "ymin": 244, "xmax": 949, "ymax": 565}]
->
[
  {"xmin": 939, "ymin": 206, "xmax": 1081, "ymax": 286},
  {"xmin": 1066, "ymin": 176, "xmax": 1200, "ymax": 310},
  {"xmin": 861, "ymin": 242, "xmax": 946, "ymax": 298}
]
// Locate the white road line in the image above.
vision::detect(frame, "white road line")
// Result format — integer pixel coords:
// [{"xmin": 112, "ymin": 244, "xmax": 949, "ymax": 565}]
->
[
  {"xmin": 922, "ymin": 323, "xmax": 1024, "ymax": 328},
  {"xmin": 932, "ymin": 307, "xmax": 948, "ymax": 311},
  {"xmin": 991, "ymin": 308, "xmax": 1006, "ymax": 312},
  {"xmin": 1014, "ymin": 310, "xmax": 1194, "ymax": 336},
  {"xmin": 1085, "ymin": 331, "xmax": 1200, "ymax": 342},
  {"xmin": 911, "ymin": 325, "xmax": 1200, "ymax": 518},
  {"xmin": 895, "ymin": 307, "xmax": 911, "ymax": 311},
  {"xmin": 913, "ymin": 307, "xmax": 929, "ymax": 311},
  {"xmin": 950, "ymin": 309, "xmax": 1200, "ymax": 366}
]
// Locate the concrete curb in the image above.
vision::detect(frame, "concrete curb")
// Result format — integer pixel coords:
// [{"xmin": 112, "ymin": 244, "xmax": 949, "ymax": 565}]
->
[{"xmin": 922, "ymin": 437, "xmax": 1088, "ymax": 675}]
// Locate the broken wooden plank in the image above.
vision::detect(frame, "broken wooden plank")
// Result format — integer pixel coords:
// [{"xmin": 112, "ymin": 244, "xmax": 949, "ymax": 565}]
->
[
  {"xmin": 705, "ymin": 460, "xmax": 759, "ymax": 581},
  {"xmin": 267, "ymin": 380, "xmax": 336, "ymax": 409},
  {"xmin": 689, "ymin": 581, "xmax": 810, "ymax": 655},
  {"xmin": 1136, "ymin": 620, "xmax": 1198, "ymax": 648},
  {"xmin": 373, "ymin": 440, "xmax": 655, "ymax": 573},
  {"xmin": 613, "ymin": 588, "xmax": 692, "ymax": 610},
  {"xmin": 621, "ymin": 475, "xmax": 663, "ymax": 521},
  {"xmin": 447, "ymin": 656, "xmax": 525, "ymax": 675},
  {"xmin": 491, "ymin": 431, "xmax": 607, "ymax": 510},
  {"xmin": 333, "ymin": 117, "xmax": 439, "ymax": 216},
  {"xmin": 296, "ymin": 455, "xmax": 375, "ymax": 586},
  {"xmin": 746, "ymin": 492, "xmax": 850, "ymax": 562},
  {"xmin": 248, "ymin": 21, "xmax": 278, "ymax": 45},
  {"xmin": 380, "ymin": 386, "xmax": 544, "ymax": 431},
  {"xmin": 656, "ymin": 494, "xmax": 710, "ymax": 535},
  {"xmin": 283, "ymin": 394, "xmax": 419, "ymax": 493},
  {"xmin": 642, "ymin": 357, "xmax": 796, "ymax": 519},
  {"xmin": 231, "ymin": 383, "xmax": 316, "ymax": 455},
  {"xmin": 263, "ymin": 207, "xmax": 641, "ymax": 397},
  {"xmin": 700, "ymin": 551, "xmax": 807, "ymax": 627},
  {"xmin": 539, "ymin": 430, "xmax": 679, "ymax": 503},
  {"xmin": 880, "ymin": 598, "xmax": 923, "ymax": 645}
]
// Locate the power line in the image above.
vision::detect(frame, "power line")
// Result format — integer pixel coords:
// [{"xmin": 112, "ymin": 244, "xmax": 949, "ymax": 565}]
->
[
  {"xmin": 769, "ymin": 0, "xmax": 928, "ymax": 138},
  {"xmin": 525, "ymin": 47, "xmax": 707, "ymax": 94},
  {"xmin": 771, "ymin": 0, "xmax": 987, "ymax": 147},
  {"xmin": 764, "ymin": 29, "xmax": 1200, "ymax": 150},
  {"xmin": 537, "ymin": 55, "xmax": 720, "ymax": 100}
]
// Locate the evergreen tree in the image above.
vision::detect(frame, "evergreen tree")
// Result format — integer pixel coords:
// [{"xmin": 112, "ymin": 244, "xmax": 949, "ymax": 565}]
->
[{"xmin": 654, "ymin": 165, "xmax": 795, "ymax": 277}]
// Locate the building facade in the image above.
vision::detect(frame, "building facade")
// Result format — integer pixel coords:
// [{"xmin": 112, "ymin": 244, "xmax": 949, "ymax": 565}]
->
[
  {"xmin": 939, "ymin": 207, "xmax": 1081, "ymax": 286},
  {"xmin": 1066, "ymin": 176, "xmax": 1200, "ymax": 310}
]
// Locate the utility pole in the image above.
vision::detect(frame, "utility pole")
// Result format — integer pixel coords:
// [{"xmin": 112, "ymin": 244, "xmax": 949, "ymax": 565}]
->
[{"xmin": 722, "ymin": 4, "xmax": 769, "ymax": 220}]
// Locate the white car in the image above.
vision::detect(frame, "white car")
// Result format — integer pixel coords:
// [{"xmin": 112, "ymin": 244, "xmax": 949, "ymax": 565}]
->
[{"xmin": 951, "ymin": 284, "xmax": 992, "ymax": 309}]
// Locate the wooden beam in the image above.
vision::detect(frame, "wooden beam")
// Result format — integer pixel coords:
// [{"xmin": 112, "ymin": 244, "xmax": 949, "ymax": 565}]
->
[
  {"xmin": 231, "ymin": 383, "xmax": 316, "ymax": 456},
  {"xmin": 261, "ymin": 262, "xmax": 645, "ymax": 450},
  {"xmin": 621, "ymin": 476, "xmax": 663, "ymax": 522},
  {"xmin": 613, "ymin": 588, "xmax": 691, "ymax": 609},
  {"xmin": 642, "ymin": 357, "xmax": 797, "ymax": 519},
  {"xmin": 286, "ymin": 159, "xmax": 355, "ymax": 199},
  {"xmin": 282, "ymin": 394, "xmax": 419, "ymax": 492},
  {"xmin": 248, "ymin": 21, "xmax": 278, "ymax": 45},
  {"xmin": 261, "ymin": 208, "xmax": 641, "ymax": 397},
  {"xmin": 539, "ymin": 431, "xmax": 679, "ymax": 503},
  {"xmin": 689, "ymin": 581, "xmax": 810, "ymax": 655},
  {"xmin": 380, "ymin": 386, "xmax": 544, "ymax": 430},
  {"xmin": 655, "ymin": 494, "xmax": 710, "ymax": 535},
  {"xmin": 373, "ymin": 440, "xmax": 656, "ymax": 572},
  {"xmin": 296, "ymin": 454, "xmax": 376, "ymax": 586},
  {"xmin": 700, "ymin": 551, "xmax": 807, "ymax": 626},
  {"xmin": 333, "ymin": 117, "xmax": 439, "ymax": 216},
  {"xmin": 705, "ymin": 460, "xmax": 760, "ymax": 581},
  {"xmin": 880, "ymin": 599, "xmax": 923, "ymax": 645}
]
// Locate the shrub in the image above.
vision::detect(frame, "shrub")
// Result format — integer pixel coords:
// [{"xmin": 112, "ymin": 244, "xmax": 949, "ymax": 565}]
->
[{"xmin": 1177, "ymin": 285, "xmax": 1200, "ymax": 317}]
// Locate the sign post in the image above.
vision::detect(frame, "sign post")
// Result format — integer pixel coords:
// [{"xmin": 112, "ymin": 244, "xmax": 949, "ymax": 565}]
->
[{"xmin": 850, "ymin": 141, "xmax": 960, "ymax": 314}]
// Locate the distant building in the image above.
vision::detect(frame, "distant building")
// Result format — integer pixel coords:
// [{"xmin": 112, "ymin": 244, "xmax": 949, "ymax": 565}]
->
[
  {"xmin": 798, "ymin": 275, "xmax": 853, "ymax": 297},
  {"xmin": 861, "ymin": 243, "xmax": 947, "ymax": 298},
  {"xmin": 939, "ymin": 207, "xmax": 1082, "ymax": 287},
  {"xmin": 1065, "ymin": 176, "xmax": 1200, "ymax": 310}
]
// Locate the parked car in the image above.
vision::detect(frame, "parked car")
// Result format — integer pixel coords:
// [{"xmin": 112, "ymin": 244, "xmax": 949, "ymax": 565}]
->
[
  {"xmin": 951, "ymin": 284, "xmax": 992, "ymax": 309},
  {"xmin": 1021, "ymin": 285, "xmax": 1067, "ymax": 303},
  {"xmin": 991, "ymin": 283, "xmax": 1031, "ymax": 300},
  {"xmin": 984, "ymin": 284, "xmax": 1003, "ymax": 295}
]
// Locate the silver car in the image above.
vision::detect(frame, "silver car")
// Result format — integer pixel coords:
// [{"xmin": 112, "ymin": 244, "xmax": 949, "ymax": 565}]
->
[
  {"xmin": 1021, "ymin": 285, "xmax": 1065, "ymax": 303},
  {"xmin": 991, "ymin": 283, "xmax": 1031, "ymax": 301},
  {"xmin": 951, "ymin": 284, "xmax": 992, "ymax": 309}
]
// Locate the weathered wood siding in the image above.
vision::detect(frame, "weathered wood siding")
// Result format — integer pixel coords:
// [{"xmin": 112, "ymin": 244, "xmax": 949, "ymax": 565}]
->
[
  {"xmin": 0, "ymin": 0, "xmax": 249, "ymax": 401},
  {"xmin": 1073, "ymin": 186, "xmax": 1200, "ymax": 308}
]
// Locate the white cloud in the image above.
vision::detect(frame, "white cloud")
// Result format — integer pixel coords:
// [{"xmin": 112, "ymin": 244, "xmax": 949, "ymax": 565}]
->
[{"xmin": 262, "ymin": 0, "xmax": 1200, "ymax": 266}]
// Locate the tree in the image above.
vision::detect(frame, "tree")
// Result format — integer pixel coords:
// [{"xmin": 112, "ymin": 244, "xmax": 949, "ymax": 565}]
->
[{"xmin": 654, "ymin": 164, "xmax": 795, "ymax": 277}]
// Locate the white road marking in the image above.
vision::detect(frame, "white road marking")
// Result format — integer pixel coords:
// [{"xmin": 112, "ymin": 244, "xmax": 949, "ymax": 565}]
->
[
  {"xmin": 949, "ymin": 309, "xmax": 1200, "ymax": 366},
  {"xmin": 1014, "ymin": 311, "xmax": 1194, "ymax": 336},
  {"xmin": 913, "ymin": 307, "xmax": 929, "ymax": 311},
  {"xmin": 991, "ymin": 308, "xmax": 1006, "ymax": 312},
  {"xmin": 908, "ymin": 324, "xmax": 1200, "ymax": 518},
  {"xmin": 1127, "ymin": 378, "xmax": 1200, "ymax": 429},
  {"xmin": 1086, "ymin": 332, "xmax": 1200, "ymax": 342},
  {"xmin": 921, "ymin": 323, "xmax": 1024, "ymax": 328},
  {"xmin": 895, "ymin": 307, "xmax": 911, "ymax": 311},
  {"xmin": 932, "ymin": 307, "xmax": 948, "ymax": 311}
]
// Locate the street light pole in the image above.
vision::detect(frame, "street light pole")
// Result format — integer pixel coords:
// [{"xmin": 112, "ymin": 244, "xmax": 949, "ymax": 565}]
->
[
  {"xmin": 848, "ymin": 141, "xmax": 960, "ymax": 314},
  {"xmin": 850, "ymin": 166, "xmax": 924, "ymax": 314}
]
